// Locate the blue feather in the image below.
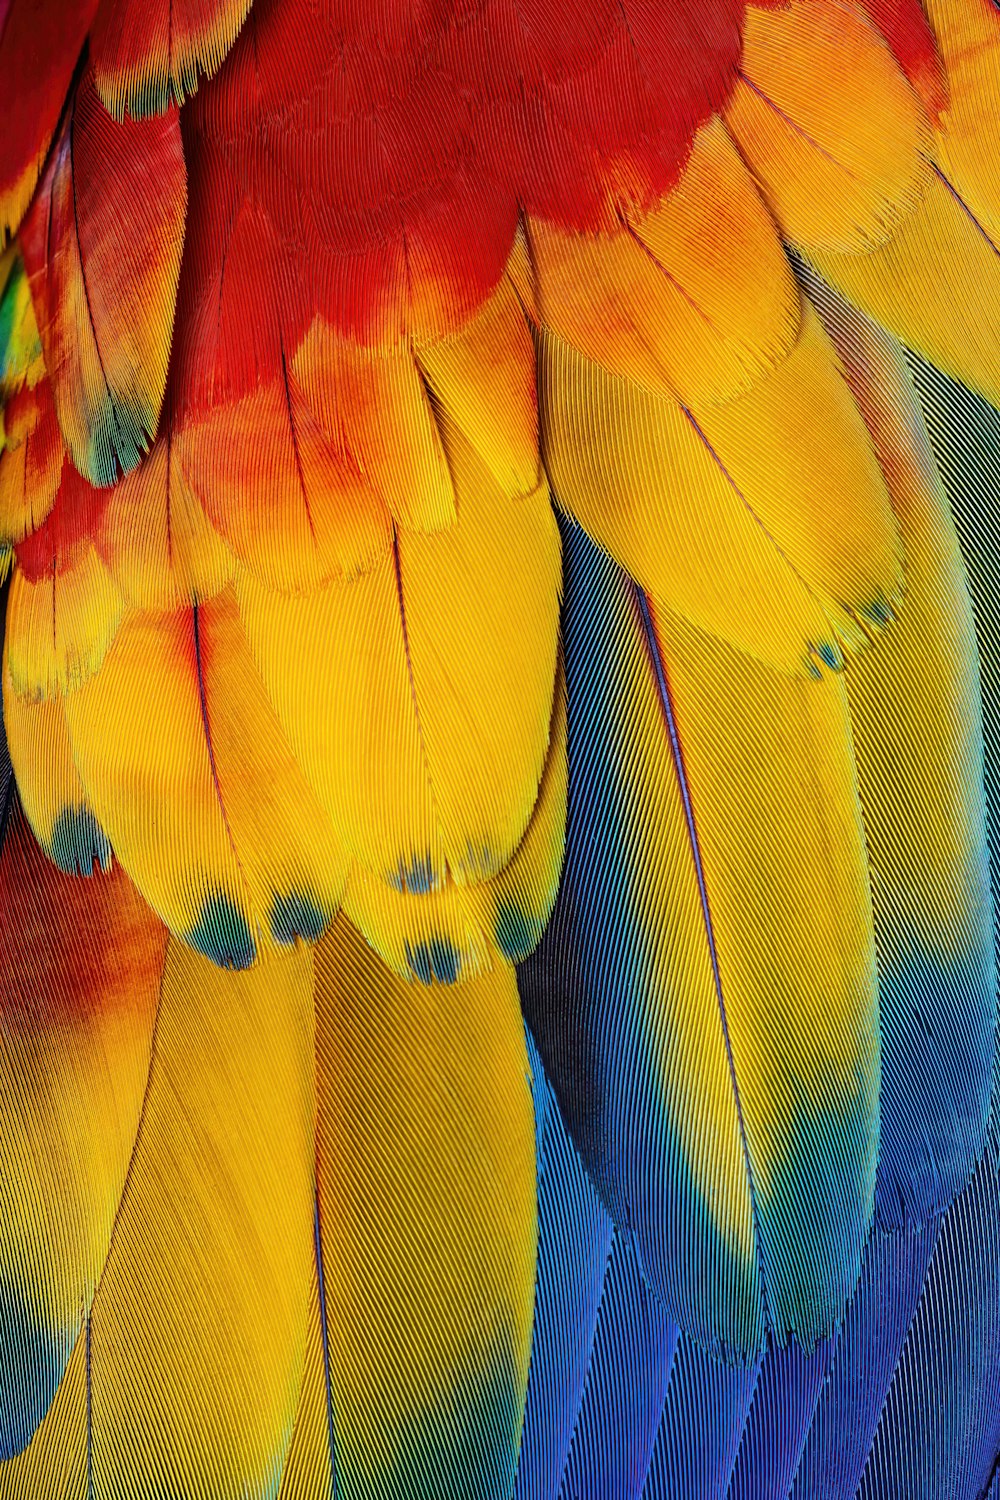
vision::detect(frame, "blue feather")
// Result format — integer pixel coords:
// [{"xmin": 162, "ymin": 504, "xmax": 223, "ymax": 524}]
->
[
  {"xmin": 515, "ymin": 1035, "xmax": 613, "ymax": 1500},
  {"xmin": 558, "ymin": 1233, "xmax": 678, "ymax": 1499}
]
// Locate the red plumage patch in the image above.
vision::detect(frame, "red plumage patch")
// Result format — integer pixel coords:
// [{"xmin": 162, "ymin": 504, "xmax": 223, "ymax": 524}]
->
[
  {"xmin": 179, "ymin": 0, "xmax": 756, "ymax": 350},
  {"xmin": 18, "ymin": 67, "xmax": 186, "ymax": 487},
  {"xmin": 0, "ymin": 0, "xmax": 99, "ymax": 237},
  {"xmin": 14, "ymin": 461, "xmax": 111, "ymax": 583},
  {"xmin": 859, "ymin": 0, "xmax": 949, "ymax": 116},
  {"xmin": 0, "ymin": 799, "xmax": 167, "ymax": 1027}
]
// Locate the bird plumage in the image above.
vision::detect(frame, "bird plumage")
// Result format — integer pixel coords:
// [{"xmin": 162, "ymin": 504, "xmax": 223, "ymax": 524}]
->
[{"xmin": 3, "ymin": 0, "xmax": 1000, "ymax": 1494}]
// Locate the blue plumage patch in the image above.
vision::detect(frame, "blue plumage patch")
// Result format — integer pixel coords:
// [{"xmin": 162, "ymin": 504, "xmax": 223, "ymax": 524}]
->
[
  {"xmin": 49, "ymin": 806, "xmax": 112, "ymax": 878},
  {"xmin": 270, "ymin": 891, "xmax": 327, "ymax": 946},
  {"xmin": 405, "ymin": 938, "xmax": 460, "ymax": 985},
  {"xmin": 0, "ymin": 1279, "xmax": 65, "ymax": 1461},
  {"xmin": 188, "ymin": 892, "xmax": 256, "ymax": 970}
]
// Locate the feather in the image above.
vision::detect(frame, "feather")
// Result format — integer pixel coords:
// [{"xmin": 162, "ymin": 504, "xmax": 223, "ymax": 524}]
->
[
  {"xmin": 18, "ymin": 68, "xmax": 186, "ymax": 487},
  {"xmin": 90, "ymin": 0, "xmax": 253, "ymax": 117},
  {"xmin": 541, "ymin": 304, "xmax": 902, "ymax": 677},
  {"xmin": 807, "ymin": 278, "xmax": 996, "ymax": 1229},
  {"xmin": 0, "ymin": 799, "xmax": 165, "ymax": 1457},
  {"xmin": 341, "ymin": 665, "xmax": 566, "ymax": 983},
  {"xmin": 812, "ymin": 166, "xmax": 1000, "ymax": 410},
  {"xmin": 313, "ymin": 915, "xmax": 536, "ymax": 1499},
  {"xmin": 87, "ymin": 938, "xmax": 315, "ymax": 1497},
  {"xmin": 176, "ymin": 301, "xmax": 396, "ymax": 593},
  {"xmin": 292, "ymin": 322, "xmax": 455, "ymax": 538},
  {"xmin": 558, "ymin": 1234, "xmax": 678, "ymax": 1499},
  {"xmin": 4, "ymin": 440, "xmax": 123, "ymax": 705},
  {"xmin": 417, "ymin": 273, "xmax": 540, "ymax": 502},
  {"xmin": 520, "ymin": 519, "xmax": 880, "ymax": 1358},
  {"xmin": 0, "ymin": 258, "xmax": 43, "ymax": 397},
  {"xmin": 237, "ymin": 429, "xmax": 560, "ymax": 893},
  {"xmin": 2, "ymin": 679, "xmax": 109, "ymax": 876},
  {"xmin": 62, "ymin": 597, "xmax": 348, "ymax": 964},
  {"xmin": 95, "ymin": 418, "xmax": 235, "ymax": 611},
  {"xmin": 513, "ymin": 1037, "xmax": 614, "ymax": 1500},
  {"xmin": 5, "ymin": 543, "xmax": 122, "ymax": 703},
  {"xmin": 923, "ymin": 0, "xmax": 1000, "ymax": 243},
  {"xmin": 724, "ymin": 0, "xmax": 932, "ymax": 255},
  {"xmin": 524, "ymin": 119, "xmax": 800, "ymax": 408},
  {"xmin": 859, "ymin": 0, "xmax": 949, "ymax": 116}
]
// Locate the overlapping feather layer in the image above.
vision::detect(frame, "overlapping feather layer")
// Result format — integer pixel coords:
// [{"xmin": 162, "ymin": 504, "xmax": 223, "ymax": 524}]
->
[{"xmin": 1, "ymin": 0, "xmax": 1000, "ymax": 1494}]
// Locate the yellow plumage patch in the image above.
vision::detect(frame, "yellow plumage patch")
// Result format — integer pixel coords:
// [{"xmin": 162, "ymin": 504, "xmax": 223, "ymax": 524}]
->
[
  {"xmin": 417, "ymin": 273, "xmax": 540, "ymax": 500},
  {"xmin": 1, "ymin": 673, "xmax": 109, "ymax": 874},
  {"xmin": 313, "ymin": 915, "xmax": 536, "ymax": 1497},
  {"xmin": 88, "ymin": 938, "xmax": 315, "ymax": 1496},
  {"xmin": 543, "ymin": 304, "xmax": 901, "ymax": 675},
  {"xmin": 62, "ymin": 598, "xmax": 347, "ymax": 963},
  {"xmin": 811, "ymin": 167, "xmax": 1000, "ymax": 408},
  {"xmin": 340, "ymin": 660, "xmax": 566, "ymax": 982},
  {"xmin": 238, "ymin": 428, "xmax": 561, "ymax": 895},
  {"xmin": 5, "ymin": 547, "xmax": 124, "ymax": 702},
  {"xmin": 525, "ymin": 119, "xmax": 801, "ymax": 409},
  {"xmin": 927, "ymin": 0, "xmax": 1000, "ymax": 243},
  {"xmin": 726, "ymin": 0, "xmax": 932, "ymax": 254}
]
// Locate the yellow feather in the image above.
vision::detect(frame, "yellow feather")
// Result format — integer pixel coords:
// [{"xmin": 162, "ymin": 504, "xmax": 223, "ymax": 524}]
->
[
  {"xmin": 63, "ymin": 598, "xmax": 346, "ymax": 963},
  {"xmin": 808, "ymin": 271, "xmax": 996, "ymax": 1224},
  {"xmin": 6, "ymin": 549, "xmax": 123, "ymax": 702},
  {"xmin": 89, "ymin": 939, "xmax": 315, "ymax": 1498},
  {"xmin": 543, "ymin": 304, "xmax": 901, "ymax": 675},
  {"xmin": 417, "ymin": 272, "xmax": 540, "ymax": 501},
  {"xmin": 238, "ymin": 428, "xmax": 560, "ymax": 891},
  {"xmin": 0, "ymin": 809, "xmax": 165, "ymax": 1455},
  {"xmin": 1, "ymin": 668, "xmax": 109, "ymax": 874},
  {"xmin": 313, "ymin": 915, "xmax": 536, "ymax": 1497},
  {"xmin": 641, "ymin": 596, "xmax": 880, "ymax": 1342},
  {"xmin": 340, "ymin": 659, "xmax": 566, "ymax": 981},
  {"xmin": 293, "ymin": 324, "xmax": 455, "ymax": 536},
  {"xmin": 725, "ymin": 0, "xmax": 932, "ymax": 254},
  {"xmin": 526, "ymin": 118, "xmax": 800, "ymax": 408}
]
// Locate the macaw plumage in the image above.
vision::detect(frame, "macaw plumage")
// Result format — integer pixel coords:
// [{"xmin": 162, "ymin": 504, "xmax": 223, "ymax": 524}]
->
[{"xmin": 2, "ymin": 0, "xmax": 1000, "ymax": 1493}]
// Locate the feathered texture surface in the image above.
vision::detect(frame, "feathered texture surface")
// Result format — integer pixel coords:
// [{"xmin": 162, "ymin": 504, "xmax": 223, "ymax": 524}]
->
[{"xmin": 3, "ymin": 0, "xmax": 1000, "ymax": 1494}]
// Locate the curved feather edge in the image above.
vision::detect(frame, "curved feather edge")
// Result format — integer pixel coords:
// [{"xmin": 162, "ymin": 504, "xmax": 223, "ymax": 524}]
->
[{"xmin": 520, "ymin": 514, "xmax": 879, "ymax": 1358}]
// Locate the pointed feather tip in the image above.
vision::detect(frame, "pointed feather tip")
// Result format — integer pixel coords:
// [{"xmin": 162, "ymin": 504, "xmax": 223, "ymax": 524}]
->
[
  {"xmin": 405, "ymin": 936, "xmax": 462, "ymax": 984},
  {"xmin": 187, "ymin": 890, "xmax": 256, "ymax": 970},
  {"xmin": 0, "ymin": 1281, "xmax": 66, "ymax": 1461},
  {"xmin": 48, "ymin": 804, "xmax": 112, "ymax": 877},
  {"xmin": 495, "ymin": 900, "xmax": 546, "ymax": 964},
  {"xmin": 270, "ymin": 890, "xmax": 329, "ymax": 947},
  {"xmin": 82, "ymin": 391, "xmax": 159, "ymax": 490}
]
